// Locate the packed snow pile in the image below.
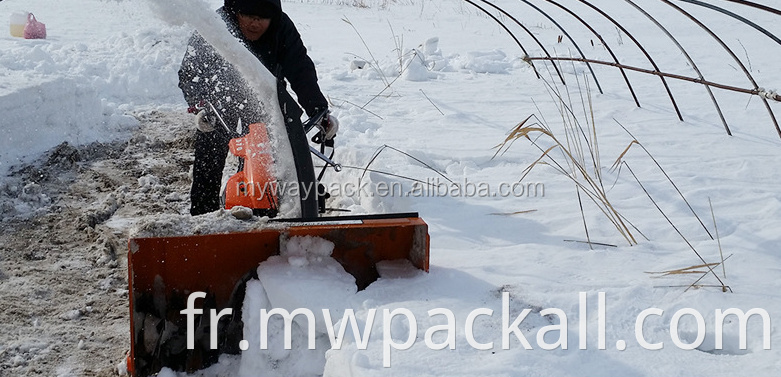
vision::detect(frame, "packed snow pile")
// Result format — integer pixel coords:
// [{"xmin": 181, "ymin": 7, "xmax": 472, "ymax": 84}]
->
[
  {"xmin": 236, "ymin": 235, "xmax": 356, "ymax": 376},
  {"xmin": 152, "ymin": 233, "xmax": 431, "ymax": 377},
  {"xmin": 154, "ymin": 235, "xmax": 362, "ymax": 376},
  {"xmin": 236, "ymin": 236, "xmax": 431, "ymax": 377},
  {"xmin": 254, "ymin": 235, "xmax": 358, "ymax": 331},
  {"xmin": 0, "ymin": 0, "xmax": 190, "ymax": 175}
]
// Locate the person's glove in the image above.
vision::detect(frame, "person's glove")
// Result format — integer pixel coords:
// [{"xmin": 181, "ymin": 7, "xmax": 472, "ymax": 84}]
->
[
  {"xmin": 322, "ymin": 113, "xmax": 339, "ymax": 140},
  {"xmin": 195, "ymin": 109, "xmax": 216, "ymax": 133}
]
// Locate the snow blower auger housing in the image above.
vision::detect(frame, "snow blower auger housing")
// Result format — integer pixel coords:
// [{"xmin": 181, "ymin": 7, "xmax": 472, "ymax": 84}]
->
[
  {"xmin": 125, "ymin": 114, "xmax": 430, "ymax": 376},
  {"xmin": 127, "ymin": 214, "xmax": 429, "ymax": 376}
]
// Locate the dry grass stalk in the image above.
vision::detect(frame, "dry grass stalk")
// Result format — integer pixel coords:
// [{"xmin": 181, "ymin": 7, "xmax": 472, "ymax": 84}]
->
[
  {"xmin": 489, "ymin": 210, "xmax": 538, "ymax": 216},
  {"xmin": 611, "ymin": 120, "xmax": 714, "ymax": 240},
  {"xmin": 709, "ymin": 197, "xmax": 727, "ymax": 279},
  {"xmin": 608, "ymin": 126, "xmax": 730, "ymax": 292},
  {"xmin": 563, "ymin": 239, "xmax": 617, "ymax": 247},
  {"xmin": 494, "ymin": 74, "xmax": 637, "ymax": 246},
  {"xmin": 646, "ymin": 262, "xmax": 722, "ymax": 276},
  {"xmin": 647, "ymin": 253, "xmax": 733, "ymax": 293},
  {"xmin": 684, "ymin": 253, "xmax": 733, "ymax": 292},
  {"xmin": 655, "ymin": 284, "xmax": 732, "ymax": 291},
  {"xmin": 495, "ymin": 69, "xmax": 730, "ymax": 290}
]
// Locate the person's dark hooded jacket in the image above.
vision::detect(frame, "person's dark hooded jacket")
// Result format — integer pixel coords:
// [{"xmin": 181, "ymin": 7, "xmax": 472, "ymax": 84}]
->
[
  {"xmin": 178, "ymin": 0, "xmax": 328, "ymax": 216},
  {"xmin": 178, "ymin": 0, "xmax": 328, "ymax": 130}
]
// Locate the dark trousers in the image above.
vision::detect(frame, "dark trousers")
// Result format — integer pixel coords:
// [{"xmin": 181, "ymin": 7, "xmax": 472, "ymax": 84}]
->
[{"xmin": 190, "ymin": 130, "xmax": 230, "ymax": 216}]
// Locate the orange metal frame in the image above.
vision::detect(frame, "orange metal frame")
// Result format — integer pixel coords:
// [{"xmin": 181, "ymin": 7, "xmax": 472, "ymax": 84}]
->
[{"xmin": 126, "ymin": 216, "xmax": 429, "ymax": 376}]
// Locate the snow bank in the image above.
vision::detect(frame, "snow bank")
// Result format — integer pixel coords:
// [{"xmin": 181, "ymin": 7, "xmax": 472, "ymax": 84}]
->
[{"xmin": 0, "ymin": 1, "xmax": 191, "ymax": 175}]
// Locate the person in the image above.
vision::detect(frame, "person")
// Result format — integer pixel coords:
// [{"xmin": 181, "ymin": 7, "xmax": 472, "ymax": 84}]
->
[{"xmin": 178, "ymin": 0, "xmax": 338, "ymax": 216}]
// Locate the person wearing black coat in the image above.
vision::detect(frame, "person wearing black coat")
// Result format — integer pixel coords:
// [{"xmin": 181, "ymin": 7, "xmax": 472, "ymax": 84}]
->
[{"xmin": 178, "ymin": 0, "xmax": 337, "ymax": 216}]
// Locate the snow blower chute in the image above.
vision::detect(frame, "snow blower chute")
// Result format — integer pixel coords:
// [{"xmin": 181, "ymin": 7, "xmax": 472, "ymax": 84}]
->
[{"xmin": 125, "ymin": 109, "xmax": 430, "ymax": 376}]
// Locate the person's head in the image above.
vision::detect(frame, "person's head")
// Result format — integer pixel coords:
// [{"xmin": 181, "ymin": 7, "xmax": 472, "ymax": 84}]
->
[{"xmin": 225, "ymin": 0, "xmax": 280, "ymax": 41}]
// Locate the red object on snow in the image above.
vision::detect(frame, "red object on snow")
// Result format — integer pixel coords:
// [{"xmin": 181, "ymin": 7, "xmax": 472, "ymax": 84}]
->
[{"xmin": 23, "ymin": 13, "xmax": 46, "ymax": 39}]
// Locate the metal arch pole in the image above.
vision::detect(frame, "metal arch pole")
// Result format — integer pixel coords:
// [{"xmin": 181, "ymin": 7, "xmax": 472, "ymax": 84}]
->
[
  {"xmin": 623, "ymin": 0, "xmax": 730, "ymax": 134},
  {"xmin": 541, "ymin": 0, "xmax": 641, "ymax": 107},
  {"xmin": 716, "ymin": 0, "xmax": 781, "ymax": 17},
  {"xmin": 515, "ymin": 0, "xmax": 604, "ymax": 94},
  {"xmin": 661, "ymin": 0, "xmax": 781, "ymax": 139},
  {"xmin": 476, "ymin": 0, "xmax": 567, "ymax": 85},
  {"xmin": 578, "ymin": 0, "xmax": 683, "ymax": 121},
  {"xmin": 463, "ymin": 0, "xmax": 541, "ymax": 79},
  {"xmin": 522, "ymin": 56, "xmax": 781, "ymax": 100},
  {"xmin": 679, "ymin": 0, "xmax": 781, "ymax": 47}
]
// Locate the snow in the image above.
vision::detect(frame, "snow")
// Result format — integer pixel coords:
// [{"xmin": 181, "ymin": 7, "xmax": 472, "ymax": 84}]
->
[
  {"xmin": 0, "ymin": 0, "xmax": 187, "ymax": 175},
  {"xmin": 237, "ymin": 236, "xmax": 356, "ymax": 377},
  {"xmin": 256, "ymin": 235, "xmax": 357, "ymax": 331},
  {"xmin": 2, "ymin": 0, "xmax": 781, "ymax": 376}
]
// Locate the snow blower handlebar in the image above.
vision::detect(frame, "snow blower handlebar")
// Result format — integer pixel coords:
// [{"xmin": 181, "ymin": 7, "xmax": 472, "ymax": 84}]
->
[
  {"xmin": 190, "ymin": 100, "xmax": 240, "ymax": 138},
  {"xmin": 311, "ymin": 146, "xmax": 341, "ymax": 172},
  {"xmin": 205, "ymin": 101, "xmax": 238, "ymax": 138},
  {"xmin": 190, "ymin": 102, "xmax": 341, "ymax": 172},
  {"xmin": 304, "ymin": 107, "xmax": 329, "ymax": 134},
  {"xmin": 305, "ymin": 108, "xmax": 342, "ymax": 172}
]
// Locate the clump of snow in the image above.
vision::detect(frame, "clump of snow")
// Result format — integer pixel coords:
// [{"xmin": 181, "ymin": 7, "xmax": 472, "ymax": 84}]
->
[
  {"xmin": 229, "ymin": 205, "xmax": 254, "ymax": 220},
  {"xmin": 256, "ymin": 235, "xmax": 357, "ymax": 331},
  {"xmin": 128, "ymin": 210, "xmax": 280, "ymax": 238},
  {"xmin": 116, "ymin": 357, "xmax": 129, "ymax": 376},
  {"xmin": 239, "ymin": 236, "xmax": 357, "ymax": 376},
  {"xmin": 375, "ymin": 259, "xmax": 422, "ymax": 279},
  {"xmin": 279, "ymin": 234, "xmax": 336, "ymax": 266},
  {"xmin": 451, "ymin": 49, "xmax": 515, "ymax": 74},
  {"xmin": 401, "ymin": 37, "xmax": 451, "ymax": 82},
  {"xmin": 137, "ymin": 174, "xmax": 160, "ymax": 192}
]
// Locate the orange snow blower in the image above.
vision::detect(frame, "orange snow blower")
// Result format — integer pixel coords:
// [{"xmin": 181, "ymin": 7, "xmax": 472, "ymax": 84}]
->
[
  {"xmin": 223, "ymin": 122, "xmax": 280, "ymax": 217},
  {"xmin": 125, "ymin": 109, "xmax": 430, "ymax": 376}
]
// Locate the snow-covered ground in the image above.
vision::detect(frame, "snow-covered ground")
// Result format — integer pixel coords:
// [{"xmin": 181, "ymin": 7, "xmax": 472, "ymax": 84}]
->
[{"xmin": 1, "ymin": 0, "xmax": 780, "ymax": 376}]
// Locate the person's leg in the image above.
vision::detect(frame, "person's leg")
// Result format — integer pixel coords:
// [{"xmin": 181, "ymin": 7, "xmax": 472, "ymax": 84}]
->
[{"xmin": 190, "ymin": 130, "xmax": 229, "ymax": 215}]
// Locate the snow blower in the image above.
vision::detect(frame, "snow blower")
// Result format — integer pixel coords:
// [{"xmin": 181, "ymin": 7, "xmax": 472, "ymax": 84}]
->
[{"xmin": 125, "ymin": 107, "xmax": 430, "ymax": 376}]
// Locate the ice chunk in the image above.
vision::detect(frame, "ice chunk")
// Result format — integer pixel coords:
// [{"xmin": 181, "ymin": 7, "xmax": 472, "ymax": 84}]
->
[
  {"xmin": 256, "ymin": 236, "xmax": 357, "ymax": 332},
  {"xmin": 239, "ymin": 236, "xmax": 357, "ymax": 376}
]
